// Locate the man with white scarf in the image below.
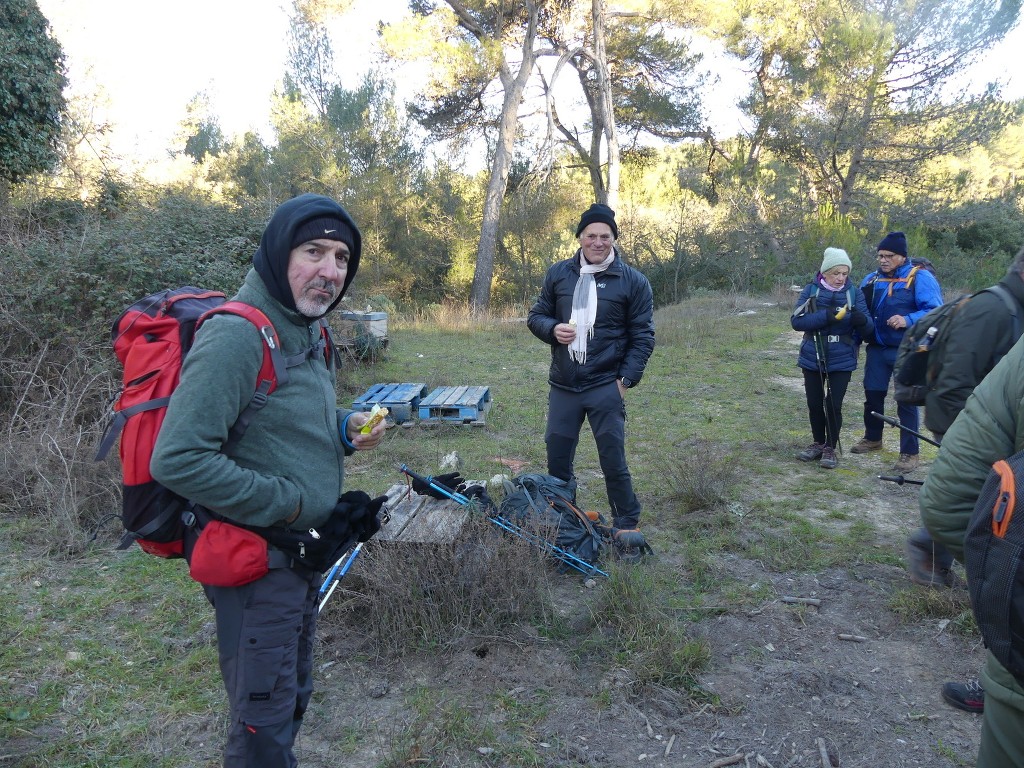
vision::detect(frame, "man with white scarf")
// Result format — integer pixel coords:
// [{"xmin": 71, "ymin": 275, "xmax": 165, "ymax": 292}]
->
[{"xmin": 527, "ymin": 203, "xmax": 656, "ymax": 558}]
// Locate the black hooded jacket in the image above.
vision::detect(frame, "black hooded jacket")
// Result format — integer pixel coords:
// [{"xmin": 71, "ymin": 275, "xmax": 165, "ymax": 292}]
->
[{"xmin": 252, "ymin": 193, "xmax": 362, "ymax": 314}]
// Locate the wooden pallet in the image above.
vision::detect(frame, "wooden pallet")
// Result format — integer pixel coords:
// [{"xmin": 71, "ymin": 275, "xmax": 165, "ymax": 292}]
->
[
  {"xmin": 352, "ymin": 383, "xmax": 428, "ymax": 424},
  {"xmin": 417, "ymin": 385, "xmax": 492, "ymax": 425},
  {"xmin": 376, "ymin": 482, "xmax": 470, "ymax": 543}
]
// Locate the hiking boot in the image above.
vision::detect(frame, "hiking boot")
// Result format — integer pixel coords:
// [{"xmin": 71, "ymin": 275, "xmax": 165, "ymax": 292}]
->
[
  {"xmin": 892, "ymin": 453, "xmax": 919, "ymax": 473},
  {"xmin": 612, "ymin": 528, "xmax": 652, "ymax": 564},
  {"xmin": 905, "ymin": 532, "xmax": 955, "ymax": 588},
  {"xmin": 798, "ymin": 443, "xmax": 825, "ymax": 462},
  {"xmin": 850, "ymin": 438, "xmax": 883, "ymax": 454},
  {"xmin": 819, "ymin": 446, "xmax": 838, "ymax": 469},
  {"xmin": 941, "ymin": 679, "xmax": 985, "ymax": 714}
]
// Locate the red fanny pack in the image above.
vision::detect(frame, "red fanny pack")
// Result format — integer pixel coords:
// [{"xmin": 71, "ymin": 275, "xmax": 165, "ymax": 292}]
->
[{"xmin": 189, "ymin": 520, "xmax": 270, "ymax": 587}]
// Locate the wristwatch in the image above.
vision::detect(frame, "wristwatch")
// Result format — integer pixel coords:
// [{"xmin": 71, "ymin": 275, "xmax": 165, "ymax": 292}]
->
[{"xmin": 620, "ymin": 377, "xmax": 635, "ymax": 388}]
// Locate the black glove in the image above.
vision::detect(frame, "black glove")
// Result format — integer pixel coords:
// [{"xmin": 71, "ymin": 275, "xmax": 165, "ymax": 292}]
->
[
  {"xmin": 412, "ymin": 472, "xmax": 465, "ymax": 499},
  {"xmin": 851, "ymin": 309, "xmax": 869, "ymax": 330},
  {"xmin": 332, "ymin": 490, "xmax": 388, "ymax": 543}
]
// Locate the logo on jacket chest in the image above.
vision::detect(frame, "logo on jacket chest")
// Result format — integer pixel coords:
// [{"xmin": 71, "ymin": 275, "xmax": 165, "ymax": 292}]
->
[{"xmin": 596, "ymin": 281, "xmax": 607, "ymax": 289}]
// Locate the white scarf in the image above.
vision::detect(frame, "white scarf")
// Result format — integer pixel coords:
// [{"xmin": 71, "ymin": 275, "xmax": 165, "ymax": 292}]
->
[{"xmin": 568, "ymin": 248, "xmax": 616, "ymax": 364}]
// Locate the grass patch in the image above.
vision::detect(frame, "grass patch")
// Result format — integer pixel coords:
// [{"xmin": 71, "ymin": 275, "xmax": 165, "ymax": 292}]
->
[{"xmin": 1, "ymin": 290, "xmax": 969, "ymax": 764}]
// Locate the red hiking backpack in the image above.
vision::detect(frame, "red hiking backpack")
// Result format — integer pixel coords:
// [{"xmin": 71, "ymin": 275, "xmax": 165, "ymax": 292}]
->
[{"xmin": 95, "ymin": 286, "xmax": 333, "ymax": 558}]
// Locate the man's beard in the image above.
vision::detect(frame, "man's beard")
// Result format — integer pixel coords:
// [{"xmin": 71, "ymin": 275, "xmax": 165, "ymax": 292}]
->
[{"xmin": 295, "ymin": 279, "xmax": 337, "ymax": 318}]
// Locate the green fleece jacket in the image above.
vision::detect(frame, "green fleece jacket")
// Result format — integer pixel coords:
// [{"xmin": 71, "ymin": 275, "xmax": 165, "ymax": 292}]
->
[
  {"xmin": 920, "ymin": 337, "xmax": 1024, "ymax": 716},
  {"xmin": 151, "ymin": 269, "xmax": 354, "ymax": 529}
]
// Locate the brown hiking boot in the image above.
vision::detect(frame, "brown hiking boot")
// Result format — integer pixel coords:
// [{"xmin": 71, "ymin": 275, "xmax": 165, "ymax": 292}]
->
[
  {"xmin": 819, "ymin": 446, "xmax": 838, "ymax": 469},
  {"xmin": 850, "ymin": 438, "xmax": 883, "ymax": 454},
  {"xmin": 892, "ymin": 453, "xmax": 919, "ymax": 473}
]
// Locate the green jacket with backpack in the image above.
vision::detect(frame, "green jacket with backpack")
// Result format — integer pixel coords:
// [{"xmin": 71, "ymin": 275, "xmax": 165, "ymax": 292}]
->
[
  {"xmin": 151, "ymin": 268, "xmax": 356, "ymax": 530},
  {"xmin": 924, "ymin": 270, "xmax": 1024, "ymax": 436},
  {"xmin": 920, "ymin": 341, "xmax": 1024, "ymax": 766}
]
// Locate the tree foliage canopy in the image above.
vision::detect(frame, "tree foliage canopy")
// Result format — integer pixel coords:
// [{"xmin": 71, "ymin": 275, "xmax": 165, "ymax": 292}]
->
[{"xmin": 0, "ymin": 0, "xmax": 67, "ymax": 183}]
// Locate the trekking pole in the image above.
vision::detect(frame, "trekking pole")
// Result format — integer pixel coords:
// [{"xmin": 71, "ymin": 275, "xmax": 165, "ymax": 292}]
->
[
  {"xmin": 397, "ymin": 463, "xmax": 471, "ymax": 505},
  {"xmin": 398, "ymin": 463, "xmax": 609, "ymax": 578},
  {"xmin": 318, "ymin": 542, "xmax": 362, "ymax": 613},
  {"xmin": 869, "ymin": 411, "xmax": 941, "ymax": 448},
  {"xmin": 813, "ymin": 330, "xmax": 843, "ymax": 452},
  {"xmin": 486, "ymin": 513, "xmax": 610, "ymax": 578},
  {"xmin": 878, "ymin": 474, "xmax": 925, "ymax": 486}
]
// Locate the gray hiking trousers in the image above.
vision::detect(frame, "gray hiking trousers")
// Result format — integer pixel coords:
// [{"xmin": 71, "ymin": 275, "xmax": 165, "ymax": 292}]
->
[
  {"xmin": 203, "ymin": 565, "xmax": 320, "ymax": 768},
  {"xmin": 545, "ymin": 381, "xmax": 642, "ymax": 529}
]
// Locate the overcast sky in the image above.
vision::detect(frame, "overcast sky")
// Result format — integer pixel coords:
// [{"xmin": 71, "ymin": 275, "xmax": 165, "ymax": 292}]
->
[{"xmin": 35, "ymin": 0, "xmax": 1024, "ymax": 168}]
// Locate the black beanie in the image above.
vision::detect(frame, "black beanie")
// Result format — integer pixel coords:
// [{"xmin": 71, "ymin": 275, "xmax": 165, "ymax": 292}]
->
[
  {"xmin": 575, "ymin": 203, "xmax": 618, "ymax": 239},
  {"xmin": 877, "ymin": 231, "xmax": 908, "ymax": 257},
  {"xmin": 291, "ymin": 217, "xmax": 356, "ymax": 253}
]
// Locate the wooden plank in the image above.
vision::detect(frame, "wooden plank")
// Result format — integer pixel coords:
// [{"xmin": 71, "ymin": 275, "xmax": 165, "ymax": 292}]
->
[
  {"xmin": 397, "ymin": 504, "xmax": 469, "ymax": 543},
  {"xmin": 418, "ymin": 385, "xmax": 492, "ymax": 423},
  {"xmin": 375, "ymin": 481, "xmax": 470, "ymax": 543},
  {"xmin": 352, "ymin": 383, "xmax": 428, "ymax": 423}
]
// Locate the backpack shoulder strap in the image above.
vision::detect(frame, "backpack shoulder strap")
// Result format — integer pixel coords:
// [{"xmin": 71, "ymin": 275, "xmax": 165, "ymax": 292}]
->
[
  {"xmin": 197, "ymin": 302, "xmax": 288, "ymax": 454},
  {"xmin": 979, "ymin": 284, "xmax": 1022, "ymax": 351},
  {"xmin": 904, "ymin": 265, "xmax": 921, "ymax": 290}
]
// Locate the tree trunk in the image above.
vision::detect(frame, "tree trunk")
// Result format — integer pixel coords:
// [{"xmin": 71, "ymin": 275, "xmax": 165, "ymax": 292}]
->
[
  {"xmin": 592, "ymin": 0, "xmax": 620, "ymax": 209},
  {"xmin": 468, "ymin": 2, "xmax": 540, "ymax": 312}
]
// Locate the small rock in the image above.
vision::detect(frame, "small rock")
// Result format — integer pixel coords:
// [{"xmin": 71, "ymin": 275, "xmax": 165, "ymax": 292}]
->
[
  {"xmin": 477, "ymin": 747, "xmax": 494, "ymax": 755},
  {"xmin": 584, "ymin": 578, "xmax": 597, "ymax": 589},
  {"xmin": 66, "ymin": 651, "xmax": 82, "ymax": 662}
]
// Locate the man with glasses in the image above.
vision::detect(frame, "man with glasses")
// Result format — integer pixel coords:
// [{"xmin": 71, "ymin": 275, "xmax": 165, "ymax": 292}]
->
[{"xmin": 851, "ymin": 231, "xmax": 942, "ymax": 473}]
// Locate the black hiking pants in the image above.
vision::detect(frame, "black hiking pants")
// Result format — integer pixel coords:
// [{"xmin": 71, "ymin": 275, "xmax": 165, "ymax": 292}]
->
[
  {"xmin": 203, "ymin": 565, "xmax": 320, "ymax": 768},
  {"xmin": 545, "ymin": 381, "xmax": 642, "ymax": 529},
  {"xmin": 802, "ymin": 368, "xmax": 852, "ymax": 449}
]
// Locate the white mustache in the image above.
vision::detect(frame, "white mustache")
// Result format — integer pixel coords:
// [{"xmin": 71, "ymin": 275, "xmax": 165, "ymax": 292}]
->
[{"xmin": 307, "ymin": 279, "xmax": 337, "ymax": 297}]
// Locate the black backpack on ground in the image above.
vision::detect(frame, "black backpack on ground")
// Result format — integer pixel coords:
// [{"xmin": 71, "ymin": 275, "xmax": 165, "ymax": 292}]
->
[
  {"xmin": 965, "ymin": 449, "xmax": 1024, "ymax": 685},
  {"xmin": 893, "ymin": 284, "xmax": 1020, "ymax": 406},
  {"xmin": 497, "ymin": 474, "xmax": 605, "ymax": 568}
]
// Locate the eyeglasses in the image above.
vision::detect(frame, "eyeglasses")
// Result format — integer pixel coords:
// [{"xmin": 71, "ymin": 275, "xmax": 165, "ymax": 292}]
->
[{"xmin": 877, "ymin": 253, "xmax": 899, "ymax": 260}]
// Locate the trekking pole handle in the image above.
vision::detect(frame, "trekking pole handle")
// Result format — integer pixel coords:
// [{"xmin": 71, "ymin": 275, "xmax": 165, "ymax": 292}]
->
[
  {"xmin": 869, "ymin": 412, "xmax": 941, "ymax": 447},
  {"xmin": 396, "ymin": 463, "xmax": 471, "ymax": 505}
]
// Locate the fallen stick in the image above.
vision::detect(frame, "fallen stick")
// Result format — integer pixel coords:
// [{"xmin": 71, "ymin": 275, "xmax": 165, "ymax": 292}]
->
[
  {"xmin": 837, "ymin": 633, "xmax": 868, "ymax": 642},
  {"xmin": 780, "ymin": 596, "xmax": 821, "ymax": 607},
  {"xmin": 709, "ymin": 755, "xmax": 745, "ymax": 768},
  {"xmin": 817, "ymin": 737, "xmax": 832, "ymax": 767},
  {"xmin": 665, "ymin": 734, "xmax": 676, "ymax": 757}
]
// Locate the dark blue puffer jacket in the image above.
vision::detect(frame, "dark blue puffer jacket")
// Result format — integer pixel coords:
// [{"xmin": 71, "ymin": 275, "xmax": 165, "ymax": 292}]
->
[{"xmin": 791, "ymin": 279, "xmax": 873, "ymax": 372}]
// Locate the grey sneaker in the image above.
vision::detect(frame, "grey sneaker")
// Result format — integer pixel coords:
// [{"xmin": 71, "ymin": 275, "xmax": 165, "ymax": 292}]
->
[
  {"xmin": 819, "ymin": 446, "xmax": 838, "ymax": 469},
  {"xmin": 892, "ymin": 453, "xmax": 919, "ymax": 473},
  {"xmin": 850, "ymin": 438, "xmax": 883, "ymax": 454},
  {"xmin": 798, "ymin": 443, "xmax": 825, "ymax": 462}
]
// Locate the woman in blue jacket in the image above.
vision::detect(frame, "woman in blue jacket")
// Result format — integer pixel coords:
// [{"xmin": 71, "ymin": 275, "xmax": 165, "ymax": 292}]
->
[{"xmin": 791, "ymin": 248, "xmax": 873, "ymax": 468}]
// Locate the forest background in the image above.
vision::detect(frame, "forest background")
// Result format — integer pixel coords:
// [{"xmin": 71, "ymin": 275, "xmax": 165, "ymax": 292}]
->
[{"xmin": 2, "ymin": 0, "xmax": 1024, "ymax": 521}]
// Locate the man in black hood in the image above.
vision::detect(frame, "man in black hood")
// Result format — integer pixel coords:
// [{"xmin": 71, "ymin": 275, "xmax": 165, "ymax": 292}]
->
[{"xmin": 153, "ymin": 193, "xmax": 383, "ymax": 767}]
